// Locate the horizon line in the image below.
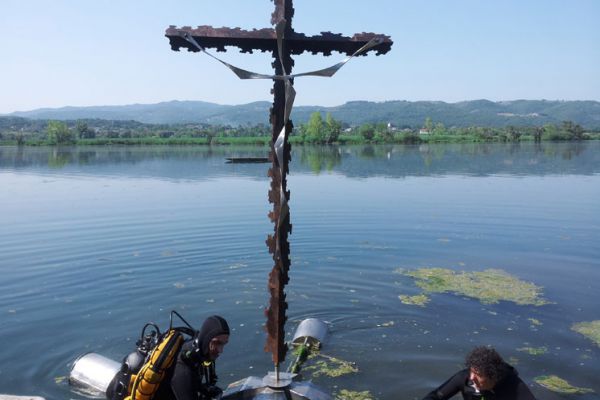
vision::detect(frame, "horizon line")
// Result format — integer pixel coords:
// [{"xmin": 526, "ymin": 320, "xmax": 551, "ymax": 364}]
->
[{"xmin": 3, "ymin": 97, "xmax": 599, "ymax": 116}]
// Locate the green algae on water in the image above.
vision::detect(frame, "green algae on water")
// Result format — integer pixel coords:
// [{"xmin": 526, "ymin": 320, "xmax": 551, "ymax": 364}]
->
[
  {"xmin": 571, "ymin": 320, "xmax": 600, "ymax": 347},
  {"xmin": 517, "ymin": 346, "xmax": 547, "ymax": 355},
  {"xmin": 335, "ymin": 389, "xmax": 376, "ymax": 400},
  {"xmin": 302, "ymin": 353, "xmax": 358, "ymax": 378},
  {"xmin": 396, "ymin": 267, "xmax": 548, "ymax": 306},
  {"xmin": 398, "ymin": 293, "xmax": 430, "ymax": 307},
  {"xmin": 534, "ymin": 375, "xmax": 594, "ymax": 394}
]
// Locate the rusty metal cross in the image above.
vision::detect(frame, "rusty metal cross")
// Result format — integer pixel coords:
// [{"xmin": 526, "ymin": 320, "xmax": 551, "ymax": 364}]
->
[{"xmin": 165, "ymin": 0, "xmax": 392, "ymax": 375}]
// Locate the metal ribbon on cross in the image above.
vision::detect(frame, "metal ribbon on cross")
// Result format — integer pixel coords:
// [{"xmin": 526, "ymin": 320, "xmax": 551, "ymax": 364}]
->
[{"xmin": 181, "ymin": 24, "xmax": 382, "ymax": 190}]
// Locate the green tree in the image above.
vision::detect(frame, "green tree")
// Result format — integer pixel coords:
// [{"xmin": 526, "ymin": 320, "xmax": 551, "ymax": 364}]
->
[
  {"xmin": 506, "ymin": 126, "xmax": 521, "ymax": 142},
  {"xmin": 205, "ymin": 131, "xmax": 215, "ymax": 145},
  {"xmin": 533, "ymin": 126, "xmax": 544, "ymax": 142},
  {"xmin": 359, "ymin": 123, "xmax": 375, "ymax": 141},
  {"xmin": 373, "ymin": 122, "xmax": 392, "ymax": 142},
  {"xmin": 543, "ymin": 123, "xmax": 562, "ymax": 140},
  {"xmin": 76, "ymin": 120, "xmax": 93, "ymax": 139},
  {"xmin": 424, "ymin": 117, "xmax": 433, "ymax": 132},
  {"xmin": 324, "ymin": 113, "xmax": 341, "ymax": 144},
  {"xmin": 562, "ymin": 120, "xmax": 584, "ymax": 140},
  {"xmin": 47, "ymin": 120, "xmax": 75, "ymax": 144},
  {"xmin": 433, "ymin": 122, "xmax": 446, "ymax": 136},
  {"xmin": 306, "ymin": 111, "xmax": 325, "ymax": 143}
]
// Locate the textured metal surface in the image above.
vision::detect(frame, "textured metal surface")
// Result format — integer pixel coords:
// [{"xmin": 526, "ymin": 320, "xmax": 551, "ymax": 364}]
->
[
  {"xmin": 166, "ymin": 0, "xmax": 392, "ymax": 370},
  {"xmin": 222, "ymin": 375, "xmax": 331, "ymax": 400},
  {"xmin": 166, "ymin": 25, "xmax": 392, "ymax": 56},
  {"xmin": 264, "ymin": 30, "xmax": 292, "ymax": 365},
  {"xmin": 165, "ymin": 0, "xmax": 391, "ymax": 57}
]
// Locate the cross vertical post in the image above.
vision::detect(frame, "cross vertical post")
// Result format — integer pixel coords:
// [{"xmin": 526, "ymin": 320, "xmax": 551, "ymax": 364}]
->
[{"xmin": 165, "ymin": 0, "xmax": 392, "ymax": 376}]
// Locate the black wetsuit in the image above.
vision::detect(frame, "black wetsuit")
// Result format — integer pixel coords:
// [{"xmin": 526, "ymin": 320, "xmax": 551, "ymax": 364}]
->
[
  {"xmin": 155, "ymin": 340, "xmax": 219, "ymax": 400},
  {"xmin": 108, "ymin": 315, "xmax": 229, "ymax": 400},
  {"xmin": 423, "ymin": 366, "xmax": 536, "ymax": 400},
  {"xmin": 157, "ymin": 315, "xmax": 229, "ymax": 400}
]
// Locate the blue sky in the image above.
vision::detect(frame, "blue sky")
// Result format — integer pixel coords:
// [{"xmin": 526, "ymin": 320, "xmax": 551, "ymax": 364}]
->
[{"xmin": 1, "ymin": 0, "xmax": 599, "ymax": 113}]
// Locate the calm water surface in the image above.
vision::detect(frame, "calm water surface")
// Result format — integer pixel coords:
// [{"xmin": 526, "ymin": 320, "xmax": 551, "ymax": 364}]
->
[{"xmin": 1, "ymin": 142, "xmax": 599, "ymax": 399}]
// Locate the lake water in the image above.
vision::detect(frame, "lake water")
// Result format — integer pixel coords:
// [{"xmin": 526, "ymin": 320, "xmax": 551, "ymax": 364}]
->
[{"xmin": 1, "ymin": 142, "xmax": 599, "ymax": 400}]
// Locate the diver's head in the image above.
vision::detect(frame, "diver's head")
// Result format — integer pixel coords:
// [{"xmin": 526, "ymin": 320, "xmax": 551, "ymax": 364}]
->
[
  {"xmin": 466, "ymin": 346, "xmax": 508, "ymax": 391},
  {"xmin": 195, "ymin": 315, "xmax": 230, "ymax": 360}
]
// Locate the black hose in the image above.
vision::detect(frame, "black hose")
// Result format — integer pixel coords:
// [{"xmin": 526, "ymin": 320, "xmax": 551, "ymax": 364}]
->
[
  {"xmin": 140, "ymin": 323, "xmax": 161, "ymax": 340},
  {"xmin": 169, "ymin": 310, "xmax": 196, "ymax": 337}
]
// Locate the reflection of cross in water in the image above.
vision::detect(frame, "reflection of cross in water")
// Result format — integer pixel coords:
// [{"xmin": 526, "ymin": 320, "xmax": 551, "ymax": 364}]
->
[{"xmin": 166, "ymin": 0, "xmax": 392, "ymax": 375}]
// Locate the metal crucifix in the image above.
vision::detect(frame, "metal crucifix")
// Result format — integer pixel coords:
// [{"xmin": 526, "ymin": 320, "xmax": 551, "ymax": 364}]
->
[{"xmin": 165, "ymin": 0, "xmax": 392, "ymax": 377}]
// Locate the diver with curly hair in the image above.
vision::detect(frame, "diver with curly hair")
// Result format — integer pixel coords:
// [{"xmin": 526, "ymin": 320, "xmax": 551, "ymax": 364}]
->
[{"xmin": 422, "ymin": 346, "xmax": 536, "ymax": 400}]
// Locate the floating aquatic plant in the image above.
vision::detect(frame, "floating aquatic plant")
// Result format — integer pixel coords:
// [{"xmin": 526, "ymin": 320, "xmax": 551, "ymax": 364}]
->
[
  {"xmin": 571, "ymin": 320, "xmax": 600, "ymax": 347},
  {"xmin": 398, "ymin": 294, "xmax": 430, "ymax": 307},
  {"xmin": 302, "ymin": 353, "xmax": 358, "ymax": 378},
  {"xmin": 534, "ymin": 375, "xmax": 593, "ymax": 394},
  {"xmin": 517, "ymin": 346, "xmax": 547, "ymax": 355},
  {"xmin": 528, "ymin": 318, "xmax": 542, "ymax": 326},
  {"xmin": 396, "ymin": 267, "xmax": 548, "ymax": 306},
  {"xmin": 335, "ymin": 389, "xmax": 376, "ymax": 400}
]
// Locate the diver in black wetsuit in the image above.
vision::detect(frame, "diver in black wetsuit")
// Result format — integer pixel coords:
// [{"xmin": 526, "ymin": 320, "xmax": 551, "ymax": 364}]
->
[
  {"xmin": 157, "ymin": 315, "xmax": 230, "ymax": 400},
  {"xmin": 422, "ymin": 346, "xmax": 536, "ymax": 400}
]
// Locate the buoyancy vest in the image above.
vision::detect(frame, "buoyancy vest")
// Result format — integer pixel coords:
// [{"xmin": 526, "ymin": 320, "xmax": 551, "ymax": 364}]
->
[{"xmin": 125, "ymin": 329, "xmax": 184, "ymax": 400}]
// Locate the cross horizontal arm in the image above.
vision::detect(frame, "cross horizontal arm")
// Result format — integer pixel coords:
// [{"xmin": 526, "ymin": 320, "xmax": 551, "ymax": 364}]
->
[{"xmin": 165, "ymin": 25, "xmax": 392, "ymax": 56}]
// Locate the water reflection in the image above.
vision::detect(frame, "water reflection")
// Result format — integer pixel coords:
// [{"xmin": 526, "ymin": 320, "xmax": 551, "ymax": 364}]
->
[
  {"xmin": 295, "ymin": 142, "xmax": 599, "ymax": 177},
  {"xmin": 0, "ymin": 142, "xmax": 598, "ymax": 178},
  {"xmin": 48, "ymin": 147, "xmax": 73, "ymax": 168},
  {"xmin": 298, "ymin": 145, "xmax": 342, "ymax": 174},
  {"xmin": 1, "ymin": 141, "xmax": 599, "ymax": 399},
  {"xmin": 0, "ymin": 145, "xmax": 270, "ymax": 169}
]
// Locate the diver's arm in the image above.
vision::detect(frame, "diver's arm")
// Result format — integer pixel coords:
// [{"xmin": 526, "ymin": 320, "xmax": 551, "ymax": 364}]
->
[{"xmin": 422, "ymin": 370, "xmax": 467, "ymax": 400}]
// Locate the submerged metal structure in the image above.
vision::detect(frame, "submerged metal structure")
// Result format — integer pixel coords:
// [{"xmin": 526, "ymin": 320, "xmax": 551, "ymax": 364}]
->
[{"xmin": 165, "ymin": 0, "xmax": 391, "ymax": 383}]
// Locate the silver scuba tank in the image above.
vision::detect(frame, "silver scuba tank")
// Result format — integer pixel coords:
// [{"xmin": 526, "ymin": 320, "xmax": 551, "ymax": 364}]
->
[{"xmin": 69, "ymin": 353, "xmax": 121, "ymax": 398}]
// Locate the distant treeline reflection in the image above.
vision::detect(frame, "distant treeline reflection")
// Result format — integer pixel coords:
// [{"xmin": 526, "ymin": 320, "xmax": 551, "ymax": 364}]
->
[{"xmin": 1, "ymin": 143, "xmax": 598, "ymax": 178}]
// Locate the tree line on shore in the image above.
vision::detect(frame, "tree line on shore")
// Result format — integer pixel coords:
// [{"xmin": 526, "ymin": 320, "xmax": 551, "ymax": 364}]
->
[{"xmin": 0, "ymin": 112, "xmax": 597, "ymax": 146}]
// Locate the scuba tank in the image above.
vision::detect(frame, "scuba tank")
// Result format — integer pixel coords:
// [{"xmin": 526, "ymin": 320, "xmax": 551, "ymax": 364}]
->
[
  {"xmin": 70, "ymin": 352, "xmax": 121, "ymax": 397},
  {"xmin": 70, "ymin": 311, "xmax": 196, "ymax": 400},
  {"xmin": 106, "ymin": 322, "xmax": 162, "ymax": 400},
  {"xmin": 113, "ymin": 311, "xmax": 196, "ymax": 400}
]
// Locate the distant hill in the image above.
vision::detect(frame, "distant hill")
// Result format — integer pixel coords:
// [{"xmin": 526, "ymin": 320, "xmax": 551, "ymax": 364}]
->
[{"xmin": 4, "ymin": 99, "xmax": 600, "ymax": 128}]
